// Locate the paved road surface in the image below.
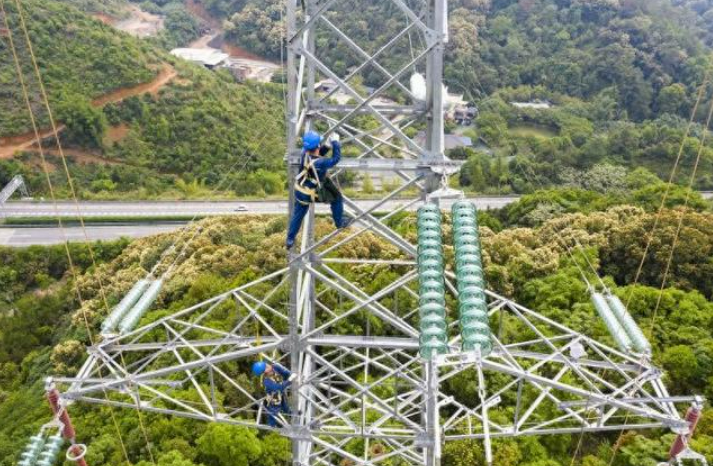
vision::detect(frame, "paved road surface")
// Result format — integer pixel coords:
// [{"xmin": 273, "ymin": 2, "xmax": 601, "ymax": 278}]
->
[
  {"xmin": 0, "ymin": 197, "xmax": 518, "ymax": 246},
  {"xmin": 3, "ymin": 193, "xmax": 711, "ymax": 246},
  {"xmin": 0, "ymin": 224, "xmax": 184, "ymax": 247},
  {"xmin": 0, "ymin": 197, "xmax": 521, "ymax": 218}
]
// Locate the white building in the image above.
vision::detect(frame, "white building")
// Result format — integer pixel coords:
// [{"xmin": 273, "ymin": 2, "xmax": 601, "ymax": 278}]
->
[
  {"xmin": 170, "ymin": 48, "xmax": 229, "ymax": 69},
  {"xmin": 511, "ymin": 100, "xmax": 553, "ymax": 110}
]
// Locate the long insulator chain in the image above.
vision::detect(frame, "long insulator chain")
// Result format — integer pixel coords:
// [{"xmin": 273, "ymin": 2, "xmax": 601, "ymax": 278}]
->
[
  {"xmin": 18, "ymin": 434, "xmax": 45, "ymax": 466},
  {"xmin": 417, "ymin": 204, "xmax": 449, "ymax": 359},
  {"xmin": 452, "ymin": 201, "xmax": 492, "ymax": 355}
]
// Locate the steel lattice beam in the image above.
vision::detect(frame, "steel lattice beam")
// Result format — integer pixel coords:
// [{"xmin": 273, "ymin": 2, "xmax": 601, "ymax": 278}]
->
[{"xmin": 53, "ymin": 1, "xmax": 707, "ymax": 466}]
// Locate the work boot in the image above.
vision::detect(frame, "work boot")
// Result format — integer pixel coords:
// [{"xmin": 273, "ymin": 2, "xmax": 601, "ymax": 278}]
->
[
  {"xmin": 286, "ymin": 238, "xmax": 295, "ymax": 250},
  {"xmin": 338, "ymin": 217, "xmax": 353, "ymax": 230}
]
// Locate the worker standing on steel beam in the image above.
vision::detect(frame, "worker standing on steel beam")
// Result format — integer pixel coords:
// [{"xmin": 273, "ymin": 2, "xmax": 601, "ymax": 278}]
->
[
  {"xmin": 252, "ymin": 361, "xmax": 296, "ymax": 427},
  {"xmin": 286, "ymin": 130, "xmax": 350, "ymax": 249}
]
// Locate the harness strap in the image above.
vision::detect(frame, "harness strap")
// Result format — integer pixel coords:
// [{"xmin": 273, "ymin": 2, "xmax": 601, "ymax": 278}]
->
[
  {"xmin": 295, "ymin": 184, "xmax": 317, "ymax": 201},
  {"xmin": 296, "ymin": 154, "xmax": 322, "ymax": 189}
]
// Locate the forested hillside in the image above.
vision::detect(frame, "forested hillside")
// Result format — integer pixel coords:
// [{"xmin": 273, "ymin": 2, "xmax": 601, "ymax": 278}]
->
[
  {"xmin": 3, "ymin": 0, "xmax": 713, "ymax": 198},
  {"xmin": 208, "ymin": 0, "xmax": 710, "ymax": 120},
  {"xmin": 1, "ymin": 193, "xmax": 712, "ymax": 465},
  {"xmin": 0, "ymin": 0, "xmax": 161, "ymax": 137},
  {"xmin": 196, "ymin": 0, "xmax": 713, "ymax": 195},
  {"xmin": 0, "ymin": 0, "xmax": 285, "ymax": 200}
]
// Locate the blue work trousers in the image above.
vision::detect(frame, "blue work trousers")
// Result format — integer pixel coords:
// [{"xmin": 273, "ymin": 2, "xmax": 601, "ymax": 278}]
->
[
  {"xmin": 286, "ymin": 192, "xmax": 344, "ymax": 244},
  {"xmin": 266, "ymin": 396, "xmax": 291, "ymax": 427}
]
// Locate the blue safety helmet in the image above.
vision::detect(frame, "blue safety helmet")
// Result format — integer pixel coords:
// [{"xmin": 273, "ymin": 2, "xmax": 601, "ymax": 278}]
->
[
  {"xmin": 252, "ymin": 361, "xmax": 267, "ymax": 376},
  {"xmin": 303, "ymin": 131, "xmax": 321, "ymax": 151}
]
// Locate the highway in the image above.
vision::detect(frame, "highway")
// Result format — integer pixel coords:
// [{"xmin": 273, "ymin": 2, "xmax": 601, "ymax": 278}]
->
[
  {"xmin": 0, "ymin": 224, "xmax": 184, "ymax": 246},
  {"xmin": 0, "ymin": 197, "xmax": 520, "ymax": 218},
  {"xmin": 1, "ymin": 193, "xmax": 711, "ymax": 247},
  {"xmin": 0, "ymin": 197, "xmax": 519, "ymax": 246}
]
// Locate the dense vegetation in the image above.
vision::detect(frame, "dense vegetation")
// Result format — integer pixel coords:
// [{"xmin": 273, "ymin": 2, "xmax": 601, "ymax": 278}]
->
[
  {"xmin": 0, "ymin": 0, "xmax": 286, "ymax": 200},
  {"xmin": 1, "ymin": 189, "xmax": 713, "ymax": 465},
  {"xmin": 134, "ymin": 0, "xmax": 203, "ymax": 49},
  {"xmin": 4, "ymin": 0, "xmax": 713, "ymax": 199},
  {"xmin": 204, "ymin": 0, "xmax": 712, "ymax": 120},
  {"xmin": 0, "ymin": 61, "xmax": 285, "ymax": 201},
  {"xmin": 194, "ymin": 0, "xmax": 713, "ymax": 195},
  {"xmin": 454, "ymin": 89, "xmax": 713, "ymax": 193},
  {"xmin": 0, "ymin": 0, "xmax": 160, "ymax": 137}
]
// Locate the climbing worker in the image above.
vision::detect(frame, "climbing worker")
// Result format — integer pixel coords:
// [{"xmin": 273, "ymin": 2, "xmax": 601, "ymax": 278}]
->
[
  {"xmin": 252, "ymin": 360, "xmax": 296, "ymax": 427},
  {"xmin": 286, "ymin": 130, "xmax": 350, "ymax": 249}
]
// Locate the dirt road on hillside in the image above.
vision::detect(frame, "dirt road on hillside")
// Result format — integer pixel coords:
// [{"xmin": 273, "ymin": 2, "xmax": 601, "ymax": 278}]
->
[
  {"xmin": 92, "ymin": 63, "xmax": 176, "ymax": 106},
  {"xmin": 0, "ymin": 64, "xmax": 176, "ymax": 160}
]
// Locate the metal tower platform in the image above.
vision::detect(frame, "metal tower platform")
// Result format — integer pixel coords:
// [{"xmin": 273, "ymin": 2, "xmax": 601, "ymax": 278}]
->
[{"xmin": 54, "ymin": 1, "xmax": 704, "ymax": 465}]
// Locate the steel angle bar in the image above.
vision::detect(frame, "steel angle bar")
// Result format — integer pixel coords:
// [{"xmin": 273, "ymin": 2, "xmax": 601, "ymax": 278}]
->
[
  {"xmin": 306, "ymin": 265, "xmax": 419, "ymax": 337},
  {"xmin": 515, "ymin": 366, "xmax": 581, "ymax": 430},
  {"xmin": 65, "ymin": 394, "xmax": 278, "ymax": 430},
  {"xmin": 104, "ymin": 267, "xmax": 290, "ymax": 345},
  {"xmin": 597, "ymin": 373, "xmax": 670, "ymax": 425},
  {"xmin": 307, "ymin": 357, "xmax": 424, "ymax": 434},
  {"xmin": 299, "ymin": 48, "xmax": 429, "ymax": 154},
  {"xmin": 234, "ymin": 280, "xmax": 290, "ymax": 322},
  {"xmin": 167, "ymin": 344, "xmax": 215, "ymax": 416},
  {"xmin": 289, "ymin": 175, "xmax": 421, "ymax": 263},
  {"xmin": 319, "ymin": 196, "xmax": 421, "ymax": 258},
  {"xmin": 309, "ymin": 335, "xmax": 419, "ymax": 350},
  {"xmin": 561, "ymin": 395, "xmax": 701, "ymax": 407},
  {"xmin": 496, "ymin": 293, "xmax": 651, "ymax": 368},
  {"xmin": 318, "ymin": 45, "xmax": 433, "ymax": 150},
  {"xmin": 319, "ymin": 16, "xmax": 417, "ymax": 100},
  {"xmin": 288, "ymin": 0, "xmax": 341, "ymax": 44},
  {"xmin": 497, "ymin": 349, "xmax": 641, "ymax": 372},
  {"xmin": 479, "ymin": 358, "xmax": 687, "ymax": 428},
  {"xmin": 160, "ymin": 325, "xmax": 265, "ymax": 406},
  {"xmin": 233, "ymin": 293, "xmax": 283, "ymax": 338},
  {"xmin": 315, "ymin": 299, "xmax": 340, "ymax": 320},
  {"xmin": 315, "ymin": 113, "xmax": 422, "ymax": 171},
  {"xmin": 347, "ymin": 348, "xmax": 425, "ymax": 393},
  {"xmin": 312, "ymin": 104, "xmax": 424, "ymax": 116},
  {"xmin": 68, "ymin": 354, "xmax": 98, "ymax": 394},
  {"xmin": 66, "ymin": 342, "xmax": 281, "ymax": 398},
  {"xmin": 321, "ymin": 258, "xmax": 417, "ymax": 266},
  {"xmin": 103, "ymin": 337, "xmax": 271, "ymax": 352},
  {"xmin": 503, "ymin": 302, "xmax": 604, "ymax": 395},
  {"xmin": 492, "ymin": 336, "xmax": 610, "ymax": 424},
  {"xmin": 317, "ymin": 19, "xmax": 423, "ymax": 104},
  {"xmin": 497, "ymin": 334, "xmax": 578, "ymax": 351},
  {"xmin": 444, "ymin": 422, "xmax": 667, "ymax": 440},
  {"xmin": 342, "ymin": 196, "xmax": 417, "ymax": 255},
  {"xmin": 308, "ymin": 383, "xmax": 361, "ymax": 431}
]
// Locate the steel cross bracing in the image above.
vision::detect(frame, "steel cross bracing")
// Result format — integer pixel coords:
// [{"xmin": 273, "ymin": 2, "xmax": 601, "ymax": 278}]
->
[
  {"xmin": 0, "ymin": 174, "xmax": 28, "ymax": 205},
  {"xmin": 57, "ymin": 285, "xmax": 696, "ymax": 463},
  {"xmin": 54, "ymin": 0, "xmax": 702, "ymax": 465}
]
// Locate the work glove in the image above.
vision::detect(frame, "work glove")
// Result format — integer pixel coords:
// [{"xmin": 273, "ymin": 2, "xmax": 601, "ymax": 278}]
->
[
  {"xmin": 288, "ymin": 373, "xmax": 297, "ymax": 383},
  {"xmin": 326, "ymin": 132, "xmax": 340, "ymax": 148}
]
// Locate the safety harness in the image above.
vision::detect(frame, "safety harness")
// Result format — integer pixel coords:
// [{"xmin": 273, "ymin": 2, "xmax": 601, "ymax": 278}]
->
[
  {"xmin": 294, "ymin": 152, "xmax": 322, "ymax": 205},
  {"xmin": 263, "ymin": 371, "xmax": 285, "ymax": 407}
]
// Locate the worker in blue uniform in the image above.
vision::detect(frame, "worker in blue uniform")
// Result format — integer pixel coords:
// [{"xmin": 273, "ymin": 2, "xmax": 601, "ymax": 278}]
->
[
  {"xmin": 252, "ymin": 360, "xmax": 296, "ymax": 427},
  {"xmin": 286, "ymin": 130, "xmax": 349, "ymax": 249}
]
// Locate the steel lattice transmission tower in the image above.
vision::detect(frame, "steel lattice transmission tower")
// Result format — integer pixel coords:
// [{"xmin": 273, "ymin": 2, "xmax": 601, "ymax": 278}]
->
[{"xmin": 55, "ymin": 1, "xmax": 706, "ymax": 465}]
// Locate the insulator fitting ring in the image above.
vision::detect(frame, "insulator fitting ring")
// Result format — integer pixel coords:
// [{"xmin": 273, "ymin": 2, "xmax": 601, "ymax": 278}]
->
[{"xmin": 66, "ymin": 443, "xmax": 87, "ymax": 462}]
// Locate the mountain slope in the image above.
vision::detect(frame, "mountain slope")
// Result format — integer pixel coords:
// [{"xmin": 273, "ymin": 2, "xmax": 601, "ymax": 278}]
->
[{"xmin": 0, "ymin": 0, "xmax": 162, "ymax": 137}]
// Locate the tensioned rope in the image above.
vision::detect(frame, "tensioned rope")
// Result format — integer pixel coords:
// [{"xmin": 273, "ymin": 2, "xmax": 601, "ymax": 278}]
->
[
  {"xmin": 622, "ymin": 71, "xmax": 711, "ymax": 311},
  {"xmin": 9, "ymin": 0, "xmax": 162, "ymax": 460},
  {"xmin": 509, "ymin": 151, "xmax": 616, "ymax": 466},
  {"xmin": 0, "ymin": 0, "xmax": 132, "ymax": 462},
  {"xmin": 606, "ymin": 70, "xmax": 713, "ymax": 466}
]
